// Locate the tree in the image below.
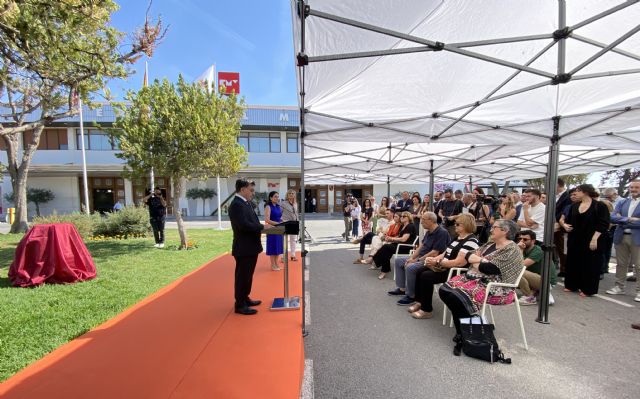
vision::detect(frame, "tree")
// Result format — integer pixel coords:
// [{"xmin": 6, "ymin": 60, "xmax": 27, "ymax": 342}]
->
[
  {"xmin": 186, "ymin": 187, "xmax": 217, "ymax": 217},
  {"xmin": 525, "ymin": 174, "xmax": 590, "ymax": 191},
  {"xmin": 600, "ymin": 168, "xmax": 640, "ymax": 196},
  {"xmin": 0, "ymin": 1, "xmax": 166, "ymax": 233},
  {"xmin": 114, "ymin": 75, "xmax": 247, "ymax": 248},
  {"xmin": 4, "ymin": 187, "xmax": 55, "ymax": 217}
]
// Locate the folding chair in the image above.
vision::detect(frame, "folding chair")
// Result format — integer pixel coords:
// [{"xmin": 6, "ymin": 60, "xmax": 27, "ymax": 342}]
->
[
  {"xmin": 480, "ymin": 265, "xmax": 528, "ymax": 350},
  {"xmin": 391, "ymin": 236, "xmax": 419, "ymax": 281}
]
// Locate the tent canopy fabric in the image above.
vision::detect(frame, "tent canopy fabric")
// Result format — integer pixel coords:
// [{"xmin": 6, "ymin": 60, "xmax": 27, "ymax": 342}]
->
[{"xmin": 293, "ymin": 0, "xmax": 640, "ymax": 149}]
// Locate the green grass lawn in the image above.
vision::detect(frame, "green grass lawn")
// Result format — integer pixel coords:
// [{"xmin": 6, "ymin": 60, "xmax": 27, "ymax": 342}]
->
[{"xmin": 0, "ymin": 229, "xmax": 231, "ymax": 382}]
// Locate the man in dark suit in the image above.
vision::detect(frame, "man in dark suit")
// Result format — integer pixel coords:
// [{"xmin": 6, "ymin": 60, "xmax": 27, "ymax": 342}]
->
[
  {"xmin": 228, "ymin": 178, "xmax": 272, "ymax": 315},
  {"xmin": 554, "ymin": 177, "xmax": 572, "ymax": 276}
]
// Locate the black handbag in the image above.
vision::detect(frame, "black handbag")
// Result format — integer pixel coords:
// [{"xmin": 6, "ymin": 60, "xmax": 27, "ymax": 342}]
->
[{"xmin": 460, "ymin": 316, "xmax": 511, "ymax": 364}]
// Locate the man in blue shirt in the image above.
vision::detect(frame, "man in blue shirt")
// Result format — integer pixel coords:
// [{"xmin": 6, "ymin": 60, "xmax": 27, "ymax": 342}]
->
[{"xmin": 388, "ymin": 212, "xmax": 451, "ymax": 305}]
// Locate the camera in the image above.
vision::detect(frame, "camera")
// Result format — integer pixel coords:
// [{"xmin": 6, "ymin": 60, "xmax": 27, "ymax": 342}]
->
[{"xmin": 477, "ymin": 194, "xmax": 495, "ymax": 205}]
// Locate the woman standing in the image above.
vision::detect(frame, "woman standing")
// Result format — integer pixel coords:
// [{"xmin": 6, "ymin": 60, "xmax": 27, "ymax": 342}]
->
[
  {"xmin": 410, "ymin": 214, "xmax": 479, "ymax": 319},
  {"xmin": 351, "ymin": 199, "xmax": 361, "ymax": 238},
  {"xmin": 491, "ymin": 194, "xmax": 516, "ymax": 224},
  {"xmin": 280, "ymin": 189, "xmax": 299, "ymax": 261},
  {"xmin": 410, "ymin": 194, "xmax": 422, "ymax": 232},
  {"xmin": 361, "ymin": 198, "xmax": 374, "ymax": 236},
  {"xmin": 372, "ymin": 211, "xmax": 416, "ymax": 280},
  {"xmin": 439, "ymin": 219, "xmax": 523, "ymax": 355},
  {"xmin": 265, "ymin": 191, "xmax": 284, "ymax": 271},
  {"xmin": 560, "ymin": 184, "xmax": 610, "ymax": 297}
]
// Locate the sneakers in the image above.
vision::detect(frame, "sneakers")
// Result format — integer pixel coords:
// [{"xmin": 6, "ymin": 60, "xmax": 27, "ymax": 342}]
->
[
  {"xmin": 549, "ymin": 293, "xmax": 555, "ymax": 306},
  {"xmin": 519, "ymin": 295, "xmax": 537, "ymax": 306},
  {"xmin": 153, "ymin": 243, "xmax": 160, "ymax": 248},
  {"xmin": 397, "ymin": 296, "xmax": 416, "ymax": 306},
  {"xmin": 157, "ymin": 243, "xmax": 164, "ymax": 249},
  {"xmin": 635, "ymin": 294, "xmax": 640, "ymax": 303},
  {"xmin": 606, "ymin": 286, "xmax": 625, "ymax": 295},
  {"xmin": 387, "ymin": 288, "xmax": 405, "ymax": 296}
]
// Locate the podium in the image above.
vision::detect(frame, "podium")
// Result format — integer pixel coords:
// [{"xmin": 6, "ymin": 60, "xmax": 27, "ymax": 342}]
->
[{"xmin": 264, "ymin": 221, "xmax": 301, "ymax": 311}]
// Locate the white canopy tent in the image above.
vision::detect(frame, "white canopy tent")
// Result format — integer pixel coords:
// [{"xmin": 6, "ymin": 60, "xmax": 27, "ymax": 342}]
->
[{"xmin": 292, "ymin": 0, "xmax": 640, "ymax": 325}]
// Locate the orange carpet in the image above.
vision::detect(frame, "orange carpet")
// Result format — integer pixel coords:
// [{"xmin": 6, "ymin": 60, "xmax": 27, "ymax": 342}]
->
[{"xmin": 0, "ymin": 253, "xmax": 305, "ymax": 399}]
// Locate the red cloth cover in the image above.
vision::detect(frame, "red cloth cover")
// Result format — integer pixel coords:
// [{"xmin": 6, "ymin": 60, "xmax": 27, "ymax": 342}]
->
[{"xmin": 9, "ymin": 223, "xmax": 97, "ymax": 287}]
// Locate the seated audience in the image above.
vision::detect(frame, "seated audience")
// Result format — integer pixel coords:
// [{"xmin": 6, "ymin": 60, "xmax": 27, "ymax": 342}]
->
[
  {"xmin": 387, "ymin": 212, "xmax": 450, "ymax": 306},
  {"xmin": 516, "ymin": 229, "xmax": 557, "ymax": 306},
  {"xmin": 409, "ymin": 214, "xmax": 480, "ymax": 319},
  {"xmin": 360, "ymin": 211, "xmax": 401, "ymax": 264},
  {"xmin": 371, "ymin": 211, "xmax": 417, "ymax": 280}
]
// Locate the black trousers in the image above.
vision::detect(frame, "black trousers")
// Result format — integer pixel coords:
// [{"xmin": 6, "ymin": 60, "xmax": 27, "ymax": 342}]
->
[
  {"xmin": 359, "ymin": 232, "xmax": 375, "ymax": 255},
  {"xmin": 150, "ymin": 216, "xmax": 165, "ymax": 243},
  {"xmin": 415, "ymin": 269, "xmax": 449, "ymax": 312},
  {"xmin": 234, "ymin": 255, "xmax": 259, "ymax": 308},
  {"xmin": 438, "ymin": 286, "xmax": 473, "ymax": 335}
]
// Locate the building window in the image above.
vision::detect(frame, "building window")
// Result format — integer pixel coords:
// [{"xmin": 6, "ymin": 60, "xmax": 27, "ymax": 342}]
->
[
  {"xmin": 76, "ymin": 129, "xmax": 119, "ymax": 151},
  {"xmin": 22, "ymin": 128, "xmax": 68, "ymax": 150},
  {"xmin": 238, "ymin": 132, "xmax": 249, "ymax": 151},
  {"xmin": 287, "ymin": 133, "xmax": 299, "ymax": 153},
  {"xmin": 237, "ymin": 132, "xmax": 281, "ymax": 153}
]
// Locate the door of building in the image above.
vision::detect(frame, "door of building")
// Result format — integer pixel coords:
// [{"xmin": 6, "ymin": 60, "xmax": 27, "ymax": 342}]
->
[{"xmin": 93, "ymin": 189, "xmax": 114, "ymax": 214}]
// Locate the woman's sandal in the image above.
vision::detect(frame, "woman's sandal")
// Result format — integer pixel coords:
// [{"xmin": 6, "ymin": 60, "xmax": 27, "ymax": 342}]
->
[
  {"xmin": 353, "ymin": 258, "xmax": 363, "ymax": 264},
  {"xmin": 271, "ymin": 265, "xmax": 281, "ymax": 271},
  {"xmin": 368, "ymin": 265, "xmax": 378, "ymax": 270},
  {"xmin": 563, "ymin": 288, "xmax": 572, "ymax": 292},
  {"xmin": 378, "ymin": 273, "xmax": 386, "ymax": 280},
  {"xmin": 408, "ymin": 303, "xmax": 421, "ymax": 313},
  {"xmin": 291, "ymin": 256, "xmax": 297, "ymax": 261},
  {"xmin": 411, "ymin": 310, "xmax": 433, "ymax": 319}
]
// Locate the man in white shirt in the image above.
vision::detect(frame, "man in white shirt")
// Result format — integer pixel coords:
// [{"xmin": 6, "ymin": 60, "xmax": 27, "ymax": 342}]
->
[
  {"xmin": 517, "ymin": 188, "xmax": 546, "ymax": 243},
  {"xmin": 606, "ymin": 180, "xmax": 640, "ymax": 301}
]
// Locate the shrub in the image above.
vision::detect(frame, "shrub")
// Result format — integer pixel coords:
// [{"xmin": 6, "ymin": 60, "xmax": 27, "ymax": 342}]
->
[
  {"xmin": 32, "ymin": 212, "xmax": 101, "ymax": 239},
  {"xmin": 93, "ymin": 206, "xmax": 150, "ymax": 238}
]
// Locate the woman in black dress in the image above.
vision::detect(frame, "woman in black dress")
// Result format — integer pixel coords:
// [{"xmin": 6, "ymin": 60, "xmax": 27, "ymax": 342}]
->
[
  {"xmin": 372, "ymin": 211, "xmax": 416, "ymax": 280},
  {"xmin": 560, "ymin": 184, "xmax": 610, "ymax": 297}
]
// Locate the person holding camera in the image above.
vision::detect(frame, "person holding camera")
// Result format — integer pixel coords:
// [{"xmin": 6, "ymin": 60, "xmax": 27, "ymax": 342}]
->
[
  {"xmin": 469, "ymin": 187, "xmax": 492, "ymax": 243},
  {"xmin": 436, "ymin": 189, "xmax": 463, "ymax": 240},
  {"xmin": 143, "ymin": 187, "xmax": 167, "ymax": 248},
  {"xmin": 342, "ymin": 193, "xmax": 354, "ymax": 241}
]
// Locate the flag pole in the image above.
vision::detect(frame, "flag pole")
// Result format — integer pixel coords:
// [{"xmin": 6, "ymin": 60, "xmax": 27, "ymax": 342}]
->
[
  {"xmin": 144, "ymin": 61, "xmax": 155, "ymax": 193},
  {"xmin": 78, "ymin": 97, "xmax": 90, "ymax": 215}
]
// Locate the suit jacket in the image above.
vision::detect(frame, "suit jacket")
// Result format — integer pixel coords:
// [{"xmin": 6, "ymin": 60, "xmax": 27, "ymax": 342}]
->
[
  {"xmin": 611, "ymin": 197, "xmax": 640, "ymax": 245},
  {"xmin": 555, "ymin": 190, "xmax": 572, "ymax": 222},
  {"xmin": 228, "ymin": 196, "xmax": 264, "ymax": 257}
]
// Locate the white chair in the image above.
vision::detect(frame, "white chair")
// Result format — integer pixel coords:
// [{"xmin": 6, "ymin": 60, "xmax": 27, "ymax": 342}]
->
[
  {"xmin": 480, "ymin": 265, "xmax": 528, "ymax": 350},
  {"xmin": 391, "ymin": 236, "xmax": 419, "ymax": 281},
  {"xmin": 441, "ymin": 267, "xmax": 468, "ymax": 326}
]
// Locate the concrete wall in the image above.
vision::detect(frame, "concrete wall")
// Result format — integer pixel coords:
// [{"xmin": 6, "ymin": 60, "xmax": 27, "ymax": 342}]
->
[{"xmin": 1, "ymin": 176, "xmax": 81, "ymax": 218}]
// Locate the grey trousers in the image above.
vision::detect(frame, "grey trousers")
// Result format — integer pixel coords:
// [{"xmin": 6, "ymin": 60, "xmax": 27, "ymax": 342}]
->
[
  {"xmin": 394, "ymin": 256, "xmax": 427, "ymax": 298},
  {"xmin": 343, "ymin": 216, "xmax": 352, "ymax": 239},
  {"xmin": 614, "ymin": 234, "xmax": 640, "ymax": 292}
]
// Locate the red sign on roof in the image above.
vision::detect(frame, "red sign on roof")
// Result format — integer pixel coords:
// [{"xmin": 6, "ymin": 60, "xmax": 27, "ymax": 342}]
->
[{"xmin": 218, "ymin": 72, "xmax": 240, "ymax": 95}]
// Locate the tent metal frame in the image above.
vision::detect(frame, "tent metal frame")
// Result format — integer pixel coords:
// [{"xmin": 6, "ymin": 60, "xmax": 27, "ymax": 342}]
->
[{"xmin": 295, "ymin": 0, "xmax": 640, "ymax": 329}]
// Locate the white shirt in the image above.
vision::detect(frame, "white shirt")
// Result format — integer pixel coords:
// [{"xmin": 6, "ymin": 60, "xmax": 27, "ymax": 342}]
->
[
  {"xmin": 351, "ymin": 205, "xmax": 361, "ymax": 219},
  {"xmin": 518, "ymin": 201, "xmax": 546, "ymax": 240},
  {"xmin": 235, "ymin": 194, "xmax": 248, "ymax": 203},
  {"xmin": 555, "ymin": 190, "xmax": 566, "ymax": 203},
  {"xmin": 625, "ymin": 197, "xmax": 640, "ymax": 233},
  {"xmin": 377, "ymin": 217, "xmax": 391, "ymax": 233}
]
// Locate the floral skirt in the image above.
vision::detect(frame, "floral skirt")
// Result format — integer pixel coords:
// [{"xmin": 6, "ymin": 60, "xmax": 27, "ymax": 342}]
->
[{"xmin": 445, "ymin": 274, "xmax": 516, "ymax": 314}]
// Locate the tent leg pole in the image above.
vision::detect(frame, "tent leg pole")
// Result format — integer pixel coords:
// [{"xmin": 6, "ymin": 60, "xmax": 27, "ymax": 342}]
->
[
  {"xmin": 428, "ymin": 160, "xmax": 434, "ymax": 211},
  {"xmin": 537, "ymin": 117, "xmax": 561, "ymax": 325},
  {"xmin": 387, "ymin": 175, "xmax": 390, "ymax": 200},
  {"xmin": 298, "ymin": 0, "xmax": 309, "ymax": 338}
]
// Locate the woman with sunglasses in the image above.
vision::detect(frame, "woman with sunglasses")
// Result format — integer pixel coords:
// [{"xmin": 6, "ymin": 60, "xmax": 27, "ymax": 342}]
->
[
  {"xmin": 439, "ymin": 219, "xmax": 523, "ymax": 355},
  {"xmin": 371, "ymin": 211, "xmax": 416, "ymax": 280},
  {"xmin": 409, "ymin": 214, "xmax": 479, "ymax": 319}
]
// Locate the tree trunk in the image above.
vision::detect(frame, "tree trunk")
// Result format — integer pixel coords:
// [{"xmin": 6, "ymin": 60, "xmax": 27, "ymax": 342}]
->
[
  {"xmin": 502, "ymin": 181, "xmax": 511, "ymax": 194},
  {"xmin": 172, "ymin": 176, "xmax": 188, "ymax": 248},
  {"xmin": 202, "ymin": 198, "xmax": 205, "ymax": 217},
  {"xmin": 4, "ymin": 125, "xmax": 44, "ymax": 233},
  {"xmin": 617, "ymin": 169, "xmax": 631, "ymax": 196},
  {"xmin": 35, "ymin": 202, "xmax": 41, "ymax": 217}
]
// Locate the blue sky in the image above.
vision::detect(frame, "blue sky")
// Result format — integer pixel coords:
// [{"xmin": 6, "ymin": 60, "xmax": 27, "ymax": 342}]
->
[{"xmin": 108, "ymin": 0, "xmax": 297, "ymax": 106}]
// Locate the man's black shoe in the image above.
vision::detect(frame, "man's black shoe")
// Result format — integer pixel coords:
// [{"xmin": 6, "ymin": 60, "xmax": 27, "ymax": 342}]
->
[
  {"xmin": 235, "ymin": 307, "xmax": 258, "ymax": 315},
  {"xmin": 246, "ymin": 299, "xmax": 262, "ymax": 307},
  {"xmin": 627, "ymin": 276, "xmax": 637, "ymax": 282}
]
